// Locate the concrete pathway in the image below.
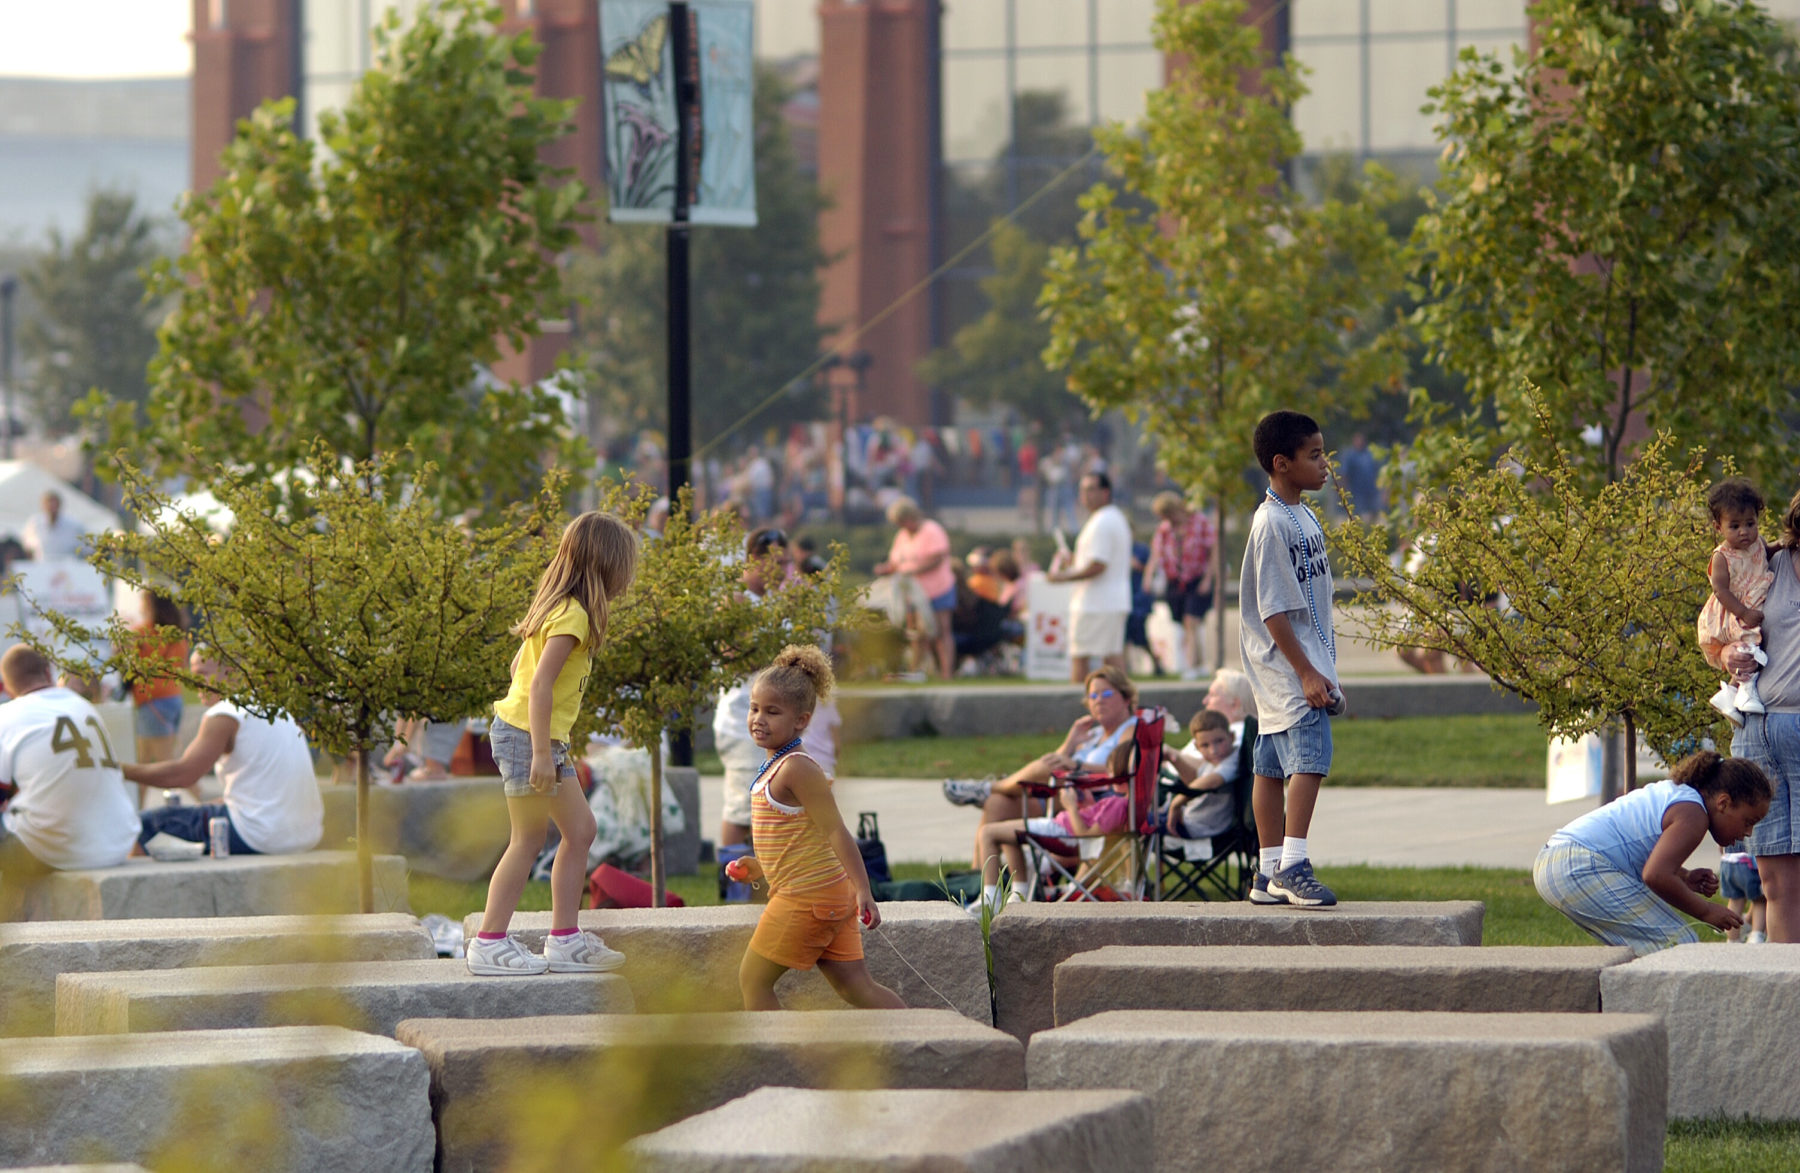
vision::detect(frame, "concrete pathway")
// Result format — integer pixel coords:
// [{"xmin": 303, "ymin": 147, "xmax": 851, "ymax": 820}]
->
[{"xmin": 700, "ymin": 777, "xmax": 1721, "ymax": 872}]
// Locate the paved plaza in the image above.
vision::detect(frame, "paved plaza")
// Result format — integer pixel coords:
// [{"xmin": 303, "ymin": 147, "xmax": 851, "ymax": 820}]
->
[{"xmin": 701, "ymin": 776, "xmax": 1722, "ymax": 872}]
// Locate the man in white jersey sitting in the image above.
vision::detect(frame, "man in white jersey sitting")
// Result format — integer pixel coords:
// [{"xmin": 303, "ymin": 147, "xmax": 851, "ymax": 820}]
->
[
  {"xmin": 0, "ymin": 645, "xmax": 140, "ymax": 916},
  {"xmin": 124, "ymin": 650, "xmax": 323, "ymax": 856}
]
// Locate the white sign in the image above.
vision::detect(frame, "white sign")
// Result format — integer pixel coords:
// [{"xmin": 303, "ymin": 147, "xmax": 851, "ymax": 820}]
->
[
  {"xmin": 1023, "ymin": 577, "xmax": 1078, "ymax": 680},
  {"xmin": 7, "ymin": 558, "xmax": 113, "ymax": 664},
  {"xmin": 1546, "ymin": 733, "xmax": 1604, "ymax": 805}
]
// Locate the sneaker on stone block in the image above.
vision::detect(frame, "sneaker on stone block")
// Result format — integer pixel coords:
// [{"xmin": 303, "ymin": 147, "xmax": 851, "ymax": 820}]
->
[
  {"xmin": 1249, "ymin": 871, "xmax": 1286, "ymax": 905},
  {"xmin": 942, "ymin": 777, "xmax": 994, "ymax": 807},
  {"xmin": 1269, "ymin": 859, "xmax": 1337, "ymax": 907},
  {"xmin": 465, "ymin": 934, "xmax": 549, "ymax": 976},
  {"xmin": 544, "ymin": 929, "xmax": 626, "ymax": 973},
  {"xmin": 1748, "ymin": 930, "xmax": 1768, "ymax": 945}
]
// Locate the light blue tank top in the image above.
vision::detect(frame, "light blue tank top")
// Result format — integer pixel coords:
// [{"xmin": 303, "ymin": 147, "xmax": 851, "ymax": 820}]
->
[{"xmin": 1550, "ymin": 779, "xmax": 1705, "ymax": 877}]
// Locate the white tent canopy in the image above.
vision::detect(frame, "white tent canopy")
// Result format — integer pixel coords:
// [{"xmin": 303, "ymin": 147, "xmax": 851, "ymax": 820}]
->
[{"xmin": 0, "ymin": 462, "xmax": 121, "ymax": 547}]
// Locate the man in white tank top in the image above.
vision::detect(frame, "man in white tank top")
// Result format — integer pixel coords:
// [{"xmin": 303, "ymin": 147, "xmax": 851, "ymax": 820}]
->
[
  {"xmin": 0, "ymin": 644, "xmax": 141, "ymax": 913},
  {"xmin": 123, "ymin": 651, "xmax": 323, "ymax": 856}
]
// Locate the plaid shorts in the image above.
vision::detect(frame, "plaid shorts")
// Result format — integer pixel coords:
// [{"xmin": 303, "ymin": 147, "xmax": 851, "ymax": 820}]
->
[
  {"xmin": 1534, "ymin": 838, "xmax": 1697, "ymax": 956},
  {"xmin": 488, "ymin": 715, "xmax": 576, "ymax": 798}
]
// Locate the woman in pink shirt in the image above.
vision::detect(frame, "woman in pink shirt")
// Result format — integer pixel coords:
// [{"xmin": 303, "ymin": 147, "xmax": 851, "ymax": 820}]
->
[{"xmin": 875, "ymin": 497, "xmax": 956, "ymax": 678}]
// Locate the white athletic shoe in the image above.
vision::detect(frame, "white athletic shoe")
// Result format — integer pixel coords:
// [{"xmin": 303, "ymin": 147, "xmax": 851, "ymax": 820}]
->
[
  {"xmin": 465, "ymin": 934, "xmax": 548, "ymax": 976},
  {"xmin": 543, "ymin": 929, "xmax": 626, "ymax": 973},
  {"xmin": 1747, "ymin": 930, "xmax": 1768, "ymax": 945}
]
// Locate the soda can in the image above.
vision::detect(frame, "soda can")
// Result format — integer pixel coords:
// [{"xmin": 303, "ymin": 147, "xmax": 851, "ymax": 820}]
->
[{"xmin": 208, "ymin": 817, "xmax": 231, "ymax": 858}]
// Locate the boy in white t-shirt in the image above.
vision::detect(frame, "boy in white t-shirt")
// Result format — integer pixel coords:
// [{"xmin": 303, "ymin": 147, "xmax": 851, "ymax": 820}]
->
[
  {"xmin": 122, "ymin": 651, "xmax": 322, "ymax": 856},
  {"xmin": 1165, "ymin": 708, "xmax": 1240, "ymax": 842},
  {"xmin": 0, "ymin": 645, "xmax": 140, "ymax": 914}
]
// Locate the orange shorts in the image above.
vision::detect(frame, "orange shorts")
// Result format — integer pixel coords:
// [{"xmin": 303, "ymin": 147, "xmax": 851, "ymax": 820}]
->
[{"xmin": 748, "ymin": 889, "xmax": 864, "ymax": 971}]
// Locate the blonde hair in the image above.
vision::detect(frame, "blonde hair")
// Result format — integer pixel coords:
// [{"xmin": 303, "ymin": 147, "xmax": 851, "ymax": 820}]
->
[
  {"xmin": 886, "ymin": 497, "xmax": 922, "ymax": 526},
  {"xmin": 1152, "ymin": 491, "xmax": 1188, "ymax": 522},
  {"xmin": 1084, "ymin": 665, "xmax": 1137, "ymax": 708},
  {"xmin": 756, "ymin": 644, "xmax": 836, "ymax": 714},
  {"xmin": 514, "ymin": 511, "xmax": 639, "ymax": 650}
]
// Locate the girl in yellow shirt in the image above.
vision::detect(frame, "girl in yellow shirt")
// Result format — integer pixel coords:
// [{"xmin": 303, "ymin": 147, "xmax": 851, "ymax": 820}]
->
[
  {"xmin": 736, "ymin": 645, "xmax": 905, "ymax": 1010},
  {"xmin": 468, "ymin": 512, "xmax": 638, "ymax": 977}
]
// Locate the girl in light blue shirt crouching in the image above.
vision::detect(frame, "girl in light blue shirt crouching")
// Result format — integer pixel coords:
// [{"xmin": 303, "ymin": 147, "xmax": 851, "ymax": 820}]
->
[{"xmin": 1536, "ymin": 751, "xmax": 1770, "ymax": 955}]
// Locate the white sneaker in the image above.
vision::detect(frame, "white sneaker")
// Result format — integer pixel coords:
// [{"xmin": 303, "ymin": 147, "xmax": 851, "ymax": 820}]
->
[
  {"xmin": 1737, "ymin": 678, "xmax": 1767, "ymax": 715},
  {"xmin": 465, "ymin": 934, "xmax": 548, "ymax": 976},
  {"xmin": 543, "ymin": 929, "xmax": 626, "ymax": 973},
  {"xmin": 1748, "ymin": 930, "xmax": 1767, "ymax": 945},
  {"xmin": 1711, "ymin": 682, "xmax": 1745, "ymax": 725}
]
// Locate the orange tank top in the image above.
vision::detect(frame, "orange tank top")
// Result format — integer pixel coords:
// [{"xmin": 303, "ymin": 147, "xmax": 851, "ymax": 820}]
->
[{"xmin": 750, "ymin": 750, "xmax": 849, "ymax": 899}]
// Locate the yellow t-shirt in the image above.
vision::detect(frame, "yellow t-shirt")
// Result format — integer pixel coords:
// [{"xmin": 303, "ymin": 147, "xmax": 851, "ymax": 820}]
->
[{"xmin": 492, "ymin": 598, "xmax": 592, "ymax": 743}]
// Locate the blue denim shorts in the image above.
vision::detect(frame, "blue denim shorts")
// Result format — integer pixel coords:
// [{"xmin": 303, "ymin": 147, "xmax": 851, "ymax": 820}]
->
[
  {"xmin": 1720, "ymin": 858, "xmax": 1763, "ymax": 903},
  {"xmin": 488, "ymin": 715, "xmax": 576, "ymax": 798},
  {"xmin": 1733, "ymin": 712, "xmax": 1800, "ymax": 856},
  {"xmin": 1253, "ymin": 706, "xmax": 1333, "ymax": 780},
  {"xmin": 135, "ymin": 695, "xmax": 183, "ymax": 739}
]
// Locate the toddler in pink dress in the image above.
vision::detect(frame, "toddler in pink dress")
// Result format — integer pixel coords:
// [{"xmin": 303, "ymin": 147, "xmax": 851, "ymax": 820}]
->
[{"xmin": 1698, "ymin": 479, "xmax": 1773, "ymax": 722}]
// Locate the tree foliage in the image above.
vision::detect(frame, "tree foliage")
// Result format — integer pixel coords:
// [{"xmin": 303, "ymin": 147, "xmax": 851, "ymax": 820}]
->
[
  {"xmin": 1334, "ymin": 400, "xmax": 1720, "ymax": 777},
  {"xmin": 1405, "ymin": 0, "xmax": 1800, "ymax": 492},
  {"xmin": 100, "ymin": 0, "xmax": 588, "ymax": 516},
  {"xmin": 566, "ymin": 65, "xmax": 829, "ymax": 450},
  {"xmin": 25, "ymin": 447, "xmax": 559, "ymax": 909},
  {"xmin": 19, "ymin": 189, "xmax": 164, "ymax": 434},
  {"xmin": 916, "ymin": 221, "xmax": 1082, "ymax": 427},
  {"xmin": 1040, "ymin": 0, "xmax": 1405, "ymax": 511},
  {"xmin": 579, "ymin": 484, "xmax": 864, "ymax": 902}
]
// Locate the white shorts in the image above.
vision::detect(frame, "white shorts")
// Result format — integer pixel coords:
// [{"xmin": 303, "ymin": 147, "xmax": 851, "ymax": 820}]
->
[
  {"xmin": 1069, "ymin": 610, "xmax": 1127, "ymax": 657},
  {"xmin": 718, "ymin": 737, "xmax": 765, "ymax": 828}
]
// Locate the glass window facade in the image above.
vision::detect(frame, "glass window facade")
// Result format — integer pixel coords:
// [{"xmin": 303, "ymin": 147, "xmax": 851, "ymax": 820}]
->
[
  {"xmin": 1291, "ymin": 0, "xmax": 1528, "ymax": 165},
  {"xmin": 299, "ymin": 0, "xmax": 433, "ymax": 142},
  {"xmin": 936, "ymin": 0, "xmax": 1160, "ymax": 350}
]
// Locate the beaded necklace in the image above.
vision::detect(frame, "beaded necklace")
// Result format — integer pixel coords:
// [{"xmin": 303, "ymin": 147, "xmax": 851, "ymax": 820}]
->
[
  {"xmin": 1265, "ymin": 488, "xmax": 1335, "ymax": 666},
  {"xmin": 754, "ymin": 736, "xmax": 805, "ymax": 785}
]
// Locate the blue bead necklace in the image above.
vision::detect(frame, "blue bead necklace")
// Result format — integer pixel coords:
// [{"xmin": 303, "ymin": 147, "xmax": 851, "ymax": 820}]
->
[{"xmin": 754, "ymin": 736, "xmax": 805, "ymax": 783}]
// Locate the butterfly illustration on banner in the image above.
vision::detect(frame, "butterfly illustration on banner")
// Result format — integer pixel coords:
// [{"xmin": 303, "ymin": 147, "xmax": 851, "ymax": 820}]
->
[
  {"xmin": 602, "ymin": 7, "xmax": 677, "ymax": 213},
  {"xmin": 605, "ymin": 13, "xmax": 667, "ymax": 97}
]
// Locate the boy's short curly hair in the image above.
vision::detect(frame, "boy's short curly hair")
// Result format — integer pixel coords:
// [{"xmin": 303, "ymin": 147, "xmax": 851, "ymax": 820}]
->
[
  {"xmin": 1707, "ymin": 478, "xmax": 1764, "ymax": 523},
  {"xmin": 1253, "ymin": 410, "xmax": 1322, "ymax": 474}
]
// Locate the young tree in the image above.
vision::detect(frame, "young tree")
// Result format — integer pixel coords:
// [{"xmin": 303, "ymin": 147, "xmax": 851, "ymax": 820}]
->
[
  {"xmin": 580, "ymin": 487, "xmax": 861, "ymax": 906},
  {"xmin": 916, "ymin": 222, "xmax": 1083, "ymax": 429},
  {"xmin": 19, "ymin": 189, "xmax": 164, "ymax": 435},
  {"xmin": 27, "ymin": 449, "xmax": 557, "ymax": 912},
  {"xmin": 99, "ymin": 0, "xmax": 588, "ymax": 516},
  {"xmin": 1040, "ymin": 0, "xmax": 1405, "ymax": 659},
  {"xmin": 1404, "ymin": 0, "xmax": 1800, "ymax": 492},
  {"xmin": 1333, "ymin": 403, "xmax": 1719, "ymax": 791},
  {"xmin": 566, "ymin": 65, "xmax": 830, "ymax": 449}
]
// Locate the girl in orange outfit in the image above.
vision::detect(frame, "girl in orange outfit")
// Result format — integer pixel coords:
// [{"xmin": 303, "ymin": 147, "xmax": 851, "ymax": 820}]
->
[{"xmin": 737, "ymin": 645, "xmax": 906, "ymax": 1011}]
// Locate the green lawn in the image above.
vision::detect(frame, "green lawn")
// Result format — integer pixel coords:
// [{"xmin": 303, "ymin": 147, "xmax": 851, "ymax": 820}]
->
[
  {"xmin": 413, "ymin": 863, "xmax": 1776, "ymax": 1170},
  {"xmin": 695, "ymin": 712, "xmax": 1548, "ymax": 787}
]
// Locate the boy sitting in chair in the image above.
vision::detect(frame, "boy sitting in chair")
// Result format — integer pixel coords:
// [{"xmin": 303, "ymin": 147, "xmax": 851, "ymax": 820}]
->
[{"xmin": 1164, "ymin": 709, "xmax": 1239, "ymax": 846}]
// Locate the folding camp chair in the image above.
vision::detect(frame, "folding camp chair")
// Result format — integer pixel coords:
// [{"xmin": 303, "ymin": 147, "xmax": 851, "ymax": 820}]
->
[
  {"xmin": 1019, "ymin": 706, "xmax": 1170, "ymax": 902},
  {"xmin": 1152, "ymin": 714, "xmax": 1258, "ymax": 901}
]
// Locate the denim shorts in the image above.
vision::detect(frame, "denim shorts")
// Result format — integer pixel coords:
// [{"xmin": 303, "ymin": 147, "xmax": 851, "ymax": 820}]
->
[
  {"xmin": 1253, "ymin": 706, "xmax": 1333, "ymax": 780},
  {"xmin": 1732, "ymin": 712, "xmax": 1800, "ymax": 856},
  {"xmin": 1721, "ymin": 858, "xmax": 1763, "ymax": 903},
  {"xmin": 488, "ymin": 715, "xmax": 576, "ymax": 798},
  {"xmin": 135, "ymin": 696, "xmax": 183, "ymax": 739}
]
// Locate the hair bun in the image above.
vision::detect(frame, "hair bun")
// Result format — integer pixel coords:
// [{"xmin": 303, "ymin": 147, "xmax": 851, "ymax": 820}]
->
[{"xmin": 772, "ymin": 644, "xmax": 835, "ymax": 703}]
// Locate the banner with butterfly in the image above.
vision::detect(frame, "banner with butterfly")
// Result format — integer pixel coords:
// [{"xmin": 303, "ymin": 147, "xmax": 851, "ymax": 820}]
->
[{"xmin": 600, "ymin": 0, "xmax": 757, "ymax": 227}]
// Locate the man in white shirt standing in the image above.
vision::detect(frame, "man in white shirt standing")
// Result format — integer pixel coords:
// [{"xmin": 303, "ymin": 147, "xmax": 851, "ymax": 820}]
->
[
  {"xmin": 19, "ymin": 491, "xmax": 89, "ymax": 562},
  {"xmin": 123, "ymin": 651, "xmax": 322, "ymax": 856},
  {"xmin": 1047, "ymin": 471, "xmax": 1133, "ymax": 682},
  {"xmin": 0, "ymin": 645, "xmax": 141, "ymax": 916}
]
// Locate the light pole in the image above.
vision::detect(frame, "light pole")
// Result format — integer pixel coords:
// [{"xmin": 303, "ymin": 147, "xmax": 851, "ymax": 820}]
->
[{"xmin": 1, "ymin": 274, "xmax": 16, "ymax": 461}]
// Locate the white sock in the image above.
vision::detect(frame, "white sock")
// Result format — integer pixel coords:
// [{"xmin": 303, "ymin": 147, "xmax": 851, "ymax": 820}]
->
[
  {"xmin": 1011, "ymin": 881, "xmax": 1030, "ymax": 903},
  {"xmin": 1281, "ymin": 837, "xmax": 1308, "ymax": 871},
  {"xmin": 1260, "ymin": 847, "xmax": 1282, "ymax": 877},
  {"xmin": 982, "ymin": 884, "xmax": 998, "ymax": 907}
]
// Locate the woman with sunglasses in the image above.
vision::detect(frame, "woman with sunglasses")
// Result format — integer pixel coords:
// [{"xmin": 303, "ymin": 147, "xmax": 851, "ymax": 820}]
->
[{"xmin": 943, "ymin": 667, "xmax": 1139, "ymax": 897}]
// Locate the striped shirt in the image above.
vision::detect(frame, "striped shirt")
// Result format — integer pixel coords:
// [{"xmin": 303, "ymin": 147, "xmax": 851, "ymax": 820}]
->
[{"xmin": 751, "ymin": 751, "xmax": 849, "ymax": 899}]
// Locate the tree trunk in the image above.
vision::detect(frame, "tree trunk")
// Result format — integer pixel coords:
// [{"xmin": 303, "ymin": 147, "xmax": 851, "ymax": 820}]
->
[
  {"xmin": 649, "ymin": 738, "xmax": 666, "ymax": 908},
  {"xmin": 355, "ymin": 747, "xmax": 373, "ymax": 913},
  {"xmin": 1211, "ymin": 501, "xmax": 1227, "ymax": 673},
  {"xmin": 1622, "ymin": 711, "xmax": 1639, "ymax": 794}
]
